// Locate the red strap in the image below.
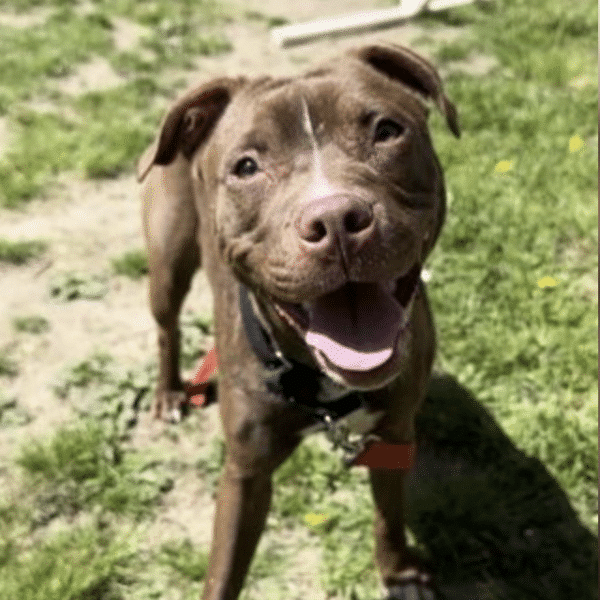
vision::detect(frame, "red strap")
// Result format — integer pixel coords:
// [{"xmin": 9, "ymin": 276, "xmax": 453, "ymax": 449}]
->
[
  {"xmin": 351, "ymin": 440, "xmax": 416, "ymax": 470},
  {"xmin": 185, "ymin": 346, "xmax": 219, "ymax": 407}
]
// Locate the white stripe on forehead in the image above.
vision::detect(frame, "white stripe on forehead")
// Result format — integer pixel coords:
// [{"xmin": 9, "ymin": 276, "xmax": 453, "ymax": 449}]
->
[
  {"xmin": 300, "ymin": 96, "xmax": 316, "ymax": 146},
  {"xmin": 300, "ymin": 95, "xmax": 338, "ymax": 200}
]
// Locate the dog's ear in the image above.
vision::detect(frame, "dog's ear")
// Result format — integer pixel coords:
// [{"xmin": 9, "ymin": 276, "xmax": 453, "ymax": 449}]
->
[
  {"xmin": 137, "ymin": 77, "xmax": 246, "ymax": 182},
  {"xmin": 352, "ymin": 44, "xmax": 460, "ymax": 138}
]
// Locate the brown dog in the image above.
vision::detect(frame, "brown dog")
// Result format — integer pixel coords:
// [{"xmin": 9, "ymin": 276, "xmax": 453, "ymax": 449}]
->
[{"xmin": 139, "ymin": 43, "xmax": 459, "ymax": 600}]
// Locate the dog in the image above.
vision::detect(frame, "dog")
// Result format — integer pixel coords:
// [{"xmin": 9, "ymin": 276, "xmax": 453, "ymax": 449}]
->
[{"xmin": 138, "ymin": 43, "xmax": 459, "ymax": 600}]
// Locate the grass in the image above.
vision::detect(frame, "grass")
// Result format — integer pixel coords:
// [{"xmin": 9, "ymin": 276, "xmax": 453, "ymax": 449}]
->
[
  {"xmin": 49, "ymin": 271, "xmax": 108, "ymax": 300},
  {"xmin": 158, "ymin": 539, "xmax": 210, "ymax": 582},
  {"xmin": 18, "ymin": 420, "xmax": 173, "ymax": 519},
  {"xmin": 0, "ymin": 0, "xmax": 596, "ymax": 598},
  {"xmin": 0, "ymin": 348, "xmax": 18, "ymax": 377},
  {"xmin": 0, "ymin": 239, "xmax": 46, "ymax": 264},
  {"xmin": 112, "ymin": 249, "xmax": 148, "ymax": 279},
  {"xmin": 422, "ymin": 0, "xmax": 598, "ymax": 534},
  {"xmin": 12, "ymin": 315, "xmax": 50, "ymax": 334},
  {"xmin": 0, "ymin": 0, "xmax": 231, "ymax": 208},
  {"xmin": 0, "ymin": 524, "xmax": 132, "ymax": 600}
]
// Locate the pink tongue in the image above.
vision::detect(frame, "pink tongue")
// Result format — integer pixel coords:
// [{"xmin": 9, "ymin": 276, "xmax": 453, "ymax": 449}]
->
[{"xmin": 304, "ymin": 283, "xmax": 403, "ymax": 372}]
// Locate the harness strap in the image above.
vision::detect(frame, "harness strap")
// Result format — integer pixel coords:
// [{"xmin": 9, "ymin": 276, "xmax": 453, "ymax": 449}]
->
[
  {"xmin": 351, "ymin": 440, "xmax": 416, "ymax": 469},
  {"xmin": 183, "ymin": 285, "xmax": 416, "ymax": 470},
  {"xmin": 185, "ymin": 346, "xmax": 218, "ymax": 407}
]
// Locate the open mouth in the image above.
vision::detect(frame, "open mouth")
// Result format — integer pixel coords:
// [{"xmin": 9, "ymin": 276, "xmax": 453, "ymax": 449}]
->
[{"xmin": 273, "ymin": 264, "xmax": 421, "ymax": 386}]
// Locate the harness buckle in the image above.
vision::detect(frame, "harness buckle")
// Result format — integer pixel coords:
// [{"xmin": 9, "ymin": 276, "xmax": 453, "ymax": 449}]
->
[{"xmin": 321, "ymin": 412, "xmax": 374, "ymax": 467}]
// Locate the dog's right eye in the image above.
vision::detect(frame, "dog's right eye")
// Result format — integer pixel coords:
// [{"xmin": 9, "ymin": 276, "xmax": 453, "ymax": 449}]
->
[{"xmin": 233, "ymin": 157, "xmax": 260, "ymax": 178}]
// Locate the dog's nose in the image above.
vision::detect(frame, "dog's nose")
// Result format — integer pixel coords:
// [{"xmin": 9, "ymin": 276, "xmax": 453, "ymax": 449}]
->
[{"xmin": 296, "ymin": 195, "xmax": 374, "ymax": 255}]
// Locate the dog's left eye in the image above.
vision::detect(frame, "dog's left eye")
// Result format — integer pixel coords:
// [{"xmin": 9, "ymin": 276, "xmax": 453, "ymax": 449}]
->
[
  {"xmin": 233, "ymin": 157, "xmax": 260, "ymax": 178},
  {"xmin": 373, "ymin": 119, "xmax": 405, "ymax": 143}
]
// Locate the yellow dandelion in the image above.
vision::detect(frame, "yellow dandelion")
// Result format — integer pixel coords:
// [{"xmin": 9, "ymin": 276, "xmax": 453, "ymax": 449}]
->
[
  {"xmin": 569, "ymin": 135, "xmax": 584, "ymax": 153},
  {"xmin": 304, "ymin": 513, "xmax": 328, "ymax": 527},
  {"xmin": 569, "ymin": 75, "xmax": 591, "ymax": 89},
  {"xmin": 494, "ymin": 160, "xmax": 513, "ymax": 174},
  {"xmin": 537, "ymin": 276, "xmax": 558, "ymax": 288}
]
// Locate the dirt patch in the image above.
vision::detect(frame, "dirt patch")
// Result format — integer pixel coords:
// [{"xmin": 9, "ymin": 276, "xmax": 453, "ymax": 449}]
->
[
  {"xmin": 0, "ymin": 7, "xmax": 53, "ymax": 28},
  {"xmin": 56, "ymin": 57, "xmax": 127, "ymax": 95},
  {"xmin": 111, "ymin": 17, "xmax": 149, "ymax": 52}
]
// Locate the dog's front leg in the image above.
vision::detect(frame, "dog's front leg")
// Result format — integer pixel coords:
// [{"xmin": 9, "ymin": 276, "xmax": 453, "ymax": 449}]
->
[
  {"xmin": 370, "ymin": 468, "xmax": 436, "ymax": 600},
  {"xmin": 201, "ymin": 462, "xmax": 273, "ymax": 600},
  {"xmin": 201, "ymin": 388, "xmax": 303, "ymax": 600}
]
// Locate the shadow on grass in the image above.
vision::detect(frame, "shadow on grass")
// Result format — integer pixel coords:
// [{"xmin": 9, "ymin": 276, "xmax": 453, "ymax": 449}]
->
[{"xmin": 408, "ymin": 373, "xmax": 598, "ymax": 600}]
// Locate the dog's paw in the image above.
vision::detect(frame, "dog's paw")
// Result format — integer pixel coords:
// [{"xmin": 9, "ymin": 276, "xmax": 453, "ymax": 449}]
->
[
  {"xmin": 385, "ymin": 567, "xmax": 437, "ymax": 600},
  {"xmin": 153, "ymin": 390, "xmax": 187, "ymax": 423}
]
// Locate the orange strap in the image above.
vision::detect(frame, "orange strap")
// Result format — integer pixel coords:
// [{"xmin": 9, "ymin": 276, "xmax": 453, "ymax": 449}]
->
[
  {"xmin": 351, "ymin": 440, "xmax": 416, "ymax": 469},
  {"xmin": 184, "ymin": 346, "xmax": 218, "ymax": 407}
]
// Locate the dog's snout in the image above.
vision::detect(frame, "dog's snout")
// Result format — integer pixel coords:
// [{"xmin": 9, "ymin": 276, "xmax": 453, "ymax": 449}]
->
[{"xmin": 296, "ymin": 195, "xmax": 374, "ymax": 254}]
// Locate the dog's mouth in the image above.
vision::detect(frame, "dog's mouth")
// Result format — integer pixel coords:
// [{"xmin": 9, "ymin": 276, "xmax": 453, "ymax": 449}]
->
[{"xmin": 273, "ymin": 264, "xmax": 421, "ymax": 388}]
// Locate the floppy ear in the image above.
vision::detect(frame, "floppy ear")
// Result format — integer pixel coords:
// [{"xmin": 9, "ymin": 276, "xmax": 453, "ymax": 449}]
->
[
  {"xmin": 351, "ymin": 44, "xmax": 460, "ymax": 138},
  {"xmin": 137, "ymin": 77, "xmax": 246, "ymax": 182}
]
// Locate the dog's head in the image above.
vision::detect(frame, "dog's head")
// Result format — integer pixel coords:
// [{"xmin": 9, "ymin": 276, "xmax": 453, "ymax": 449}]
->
[{"xmin": 139, "ymin": 44, "xmax": 459, "ymax": 390}]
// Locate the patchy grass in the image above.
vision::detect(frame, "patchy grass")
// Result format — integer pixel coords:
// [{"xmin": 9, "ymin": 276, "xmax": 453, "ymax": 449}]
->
[
  {"xmin": 0, "ymin": 0, "xmax": 231, "ymax": 208},
  {"xmin": 0, "ymin": 9, "xmax": 113, "ymax": 111},
  {"xmin": 112, "ymin": 249, "xmax": 148, "ymax": 279},
  {"xmin": 158, "ymin": 539, "xmax": 210, "ymax": 582},
  {"xmin": 0, "ymin": 239, "xmax": 46, "ymax": 264},
  {"xmin": 0, "ymin": 523, "xmax": 133, "ymax": 600},
  {"xmin": 12, "ymin": 315, "xmax": 50, "ymax": 334},
  {"xmin": 49, "ymin": 271, "xmax": 108, "ymax": 300},
  {"xmin": 0, "ymin": 348, "xmax": 18, "ymax": 377},
  {"xmin": 0, "ymin": 397, "xmax": 32, "ymax": 427},
  {"xmin": 18, "ymin": 420, "xmax": 173, "ymax": 519}
]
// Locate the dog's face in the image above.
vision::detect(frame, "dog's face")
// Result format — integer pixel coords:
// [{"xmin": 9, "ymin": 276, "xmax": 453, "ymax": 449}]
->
[{"xmin": 140, "ymin": 45, "xmax": 459, "ymax": 390}]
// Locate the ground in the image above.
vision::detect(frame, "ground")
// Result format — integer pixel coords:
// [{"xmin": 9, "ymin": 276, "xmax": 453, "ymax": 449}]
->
[{"xmin": 0, "ymin": 1, "xmax": 596, "ymax": 599}]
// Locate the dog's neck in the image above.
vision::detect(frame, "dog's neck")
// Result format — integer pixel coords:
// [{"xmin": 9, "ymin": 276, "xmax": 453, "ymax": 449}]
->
[{"xmin": 239, "ymin": 285, "xmax": 356, "ymax": 405}]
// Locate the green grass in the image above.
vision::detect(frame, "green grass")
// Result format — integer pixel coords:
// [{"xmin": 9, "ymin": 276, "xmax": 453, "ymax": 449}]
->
[
  {"xmin": 112, "ymin": 249, "xmax": 149, "ymax": 279},
  {"xmin": 0, "ymin": 0, "xmax": 231, "ymax": 208},
  {"xmin": 12, "ymin": 315, "xmax": 50, "ymax": 334},
  {"xmin": 0, "ymin": 524, "xmax": 132, "ymax": 600},
  {"xmin": 0, "ymin": 0, "xmax": 596, "ymax": 598},
  {"xmin": 0, "ymin": 9, "xmax": 113, "ymax": 111},
  {"xmin": 158, "ymin": 539, "xmax": 209, "ymax": 582},
  {"xmin": 49, "ymin": 271, "xmax": 108, "ymax": 300},
  {"xmin": 0, "ymin": 348, "xmax": 18, "ymax": 377},
  {"xmin": 18, "ymin": 421, "xmax": 173, "ymax": 519},
  {"xmin": 424, "ymin": 25, "xmax": 597, "ymax": 532},
  {"xmin": 0, "ymin": 239, "xmax": 46, "ymax": 264}
]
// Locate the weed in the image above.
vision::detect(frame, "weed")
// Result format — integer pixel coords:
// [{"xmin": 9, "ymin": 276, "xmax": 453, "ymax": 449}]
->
[
  {"xmin": 0, "ymin": 524, "xmax": 132, "ymax": 600},
  {"xmin": 435, "ymin": 41, "xmax": 473, "ymax": 63},
  {"xmin": 112, "ymin": 249, "xmax": 148, "ymax": 279},
  {"xmin": 0, "ymin": 398, "xmax": 32, "ymax": 427},
  {"xmin": 49, "ymin": 271, "xmax": 108, "ymax": 300},
  {"xmin": 0, "ymin": 239, "xmax": 46, "ymax": 264},
  {"xmin": 0, "ymin": 348, "xmax": 18, "ymax": 377},
  {"xmin": 12, "ymin": 315, "xmax": 50, "ymax": 334},
  {"xmin": 18, "ymin": 421, "xmax": 172, "ymax": 519},
  {"xmin": 159, "ymin": 539, "xmax": 209, "ymax": 582}
]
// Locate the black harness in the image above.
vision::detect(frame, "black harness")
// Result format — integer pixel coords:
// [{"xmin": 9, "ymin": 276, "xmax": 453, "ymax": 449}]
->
[{"xmin": 238, "ymin": 284, "xmax": 366, "ymax": 425}]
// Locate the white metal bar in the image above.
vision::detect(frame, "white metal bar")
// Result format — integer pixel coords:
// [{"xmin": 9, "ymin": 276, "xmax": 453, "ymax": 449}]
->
[{"xmin": 271, "ymin": 0, "xmax": 476, "ymax": 47}]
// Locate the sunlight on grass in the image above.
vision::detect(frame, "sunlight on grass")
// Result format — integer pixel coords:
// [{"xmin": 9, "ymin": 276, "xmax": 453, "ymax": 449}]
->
[{"xmin": 0, "ymin": 0, "xmax": 596, "ymax": 597}]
